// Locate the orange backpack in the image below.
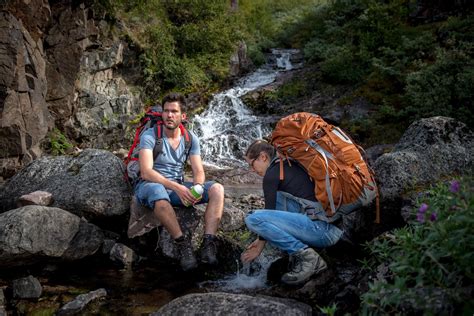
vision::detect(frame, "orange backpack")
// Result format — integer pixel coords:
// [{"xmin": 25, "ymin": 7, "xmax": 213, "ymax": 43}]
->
[{"xmin": 271, "ymin": 112, "xmax": 379, "ymax": 223}]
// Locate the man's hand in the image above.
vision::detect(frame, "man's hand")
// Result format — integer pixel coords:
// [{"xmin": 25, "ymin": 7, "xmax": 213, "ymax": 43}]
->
[
  {"xmin": 175, "ymin": 184, "xmax": 199, "ymax": 206},
  {"xmin": 241, "ymin": 238, "xmax": 266, "ymax": 263}
]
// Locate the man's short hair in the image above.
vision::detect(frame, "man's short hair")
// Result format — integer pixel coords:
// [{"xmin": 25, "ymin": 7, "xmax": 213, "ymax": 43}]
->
[{"xmin": 162, "ymin": 93, "xmax": 187, "ymax": 112}]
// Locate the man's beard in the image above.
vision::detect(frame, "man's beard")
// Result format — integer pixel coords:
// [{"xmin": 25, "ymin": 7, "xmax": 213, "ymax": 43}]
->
[{"xmin": 164, "ymin": 120, "xmax": 180, "ymax": 130}]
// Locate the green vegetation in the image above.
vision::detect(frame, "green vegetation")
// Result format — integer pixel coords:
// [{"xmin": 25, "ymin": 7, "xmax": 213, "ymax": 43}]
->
[
  {"xmin": 361, "ymin": 177, "xmax": 474, "ymax": 314},
  {"xmin": 283, "ymin": 0, "xmax": 474, "ymax": 142},
  {"xmin": 95, "ymin": 0, "xmax": 322, "ymax": 101},
  {"xmin": 48, "ymin": 128, "xmax": 73, "ymax": 156}
]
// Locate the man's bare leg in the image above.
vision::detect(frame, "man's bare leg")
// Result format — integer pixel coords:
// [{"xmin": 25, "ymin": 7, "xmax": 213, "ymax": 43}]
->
[
  {"xmin": 153, "ymin": 200, "xmax": 183, "ymax": 238},
  {"xmin": 200, "ymin": 183, "xmax": 224, "ymax": 265},
  {"xmin": 154, "ymin": 200, "xmax": 197, "ymax": 270},
  {"xmin": 204, "ymin": 183, "xmax": 224, "ymax": 234}
]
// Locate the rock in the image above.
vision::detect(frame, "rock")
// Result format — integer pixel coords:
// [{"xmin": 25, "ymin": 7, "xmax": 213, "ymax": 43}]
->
[
  {"xmin": 0, "ymin": 11, "xmax": 53, "ymax": 178},
  {"xmin": 364, "ymin": 144, "xmax": 394, "ymax": 167},
  {"xmin": 56, "ymin": 288, "xmax": 107, "ymax": 316},
  {"xmin": 219, "ymin": 204, "xmax": 246, "ymax": 232},
  {"xmin": 0, "ymin": 149, "xmax": 132, "ymax": 219},
  {"xmin": 127, "ymin": 196, "xmax": 160, "ymax": 239},
  {"xmin": 0, "ymin": 205, "xmax": 103, "ymax": 268},
  {"xmin": 375, "ymin": 117, "xmax": 473, "ymax": 200},
  {"xmin": 152, "ymin": 292, "xmax": 311, "ymax": 315},
  {"xmin": 17, "ymin": 190, "xmax": 53, "ymax": 207},
  {"xmin": 12, "ymin": 275, "xmax": 42, "ymax": 299},
  {"xmin": 229, "ymin": 41, "xmax": 253, "ymax": 78},
  {"xmin": 109, "ymin": 243, "xmax": 138, "ymax": 267},
  {"xmin": 102, "ymin": 239, "xmax": 116, "ymax": 255},
  {"xmin": 0, "ymin": 288, "xmax": 6, "ymax": 315}
]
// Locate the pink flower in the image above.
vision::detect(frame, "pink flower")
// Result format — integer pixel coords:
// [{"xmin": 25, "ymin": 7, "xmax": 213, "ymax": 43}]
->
[
  {"xmin": 419, "ymin": 203, "xmax": 429, "ymax": 214},
  {"xmin": 430, "ymin": 212, "xmax": 438, "ymax": 222},
  {"xmin": 449, "ymin": 180, "xmax": 460, "ymax": 193}
]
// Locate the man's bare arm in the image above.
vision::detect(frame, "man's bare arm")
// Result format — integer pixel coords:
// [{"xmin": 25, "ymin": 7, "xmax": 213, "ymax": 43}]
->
[{"xmin": 189, "ymin": 154, "xmax": 205, "ymax": 185}]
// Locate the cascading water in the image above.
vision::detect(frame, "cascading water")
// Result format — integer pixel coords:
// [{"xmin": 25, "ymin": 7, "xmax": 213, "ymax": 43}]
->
[
  {"xmin": 195, "ymin": 49, "xmax": 301, "ymax": 291},
  {"xmin": 193, "ymin": 49, "xmax": 300, "ymax": 169}
]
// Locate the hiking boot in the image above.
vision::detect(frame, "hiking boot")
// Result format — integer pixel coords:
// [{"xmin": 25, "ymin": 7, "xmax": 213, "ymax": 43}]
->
[
  {"xmin": 281, "ymin": 248, "xmax": 327, "ymax": 285},
  {"xmin": 200, "ymin": 235, "xmax": 218, "ymax": 265},
  {"xmin": 175, "ymin": 236, "xmax": 198, "ymax": 271}
]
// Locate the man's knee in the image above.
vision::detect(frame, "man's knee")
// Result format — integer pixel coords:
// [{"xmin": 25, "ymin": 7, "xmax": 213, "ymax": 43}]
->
[
  {"xmin": 208, "ymin": 182, "xmax": 224, "ymax": 199},
  {"xmin": 154, "ymin": 199, "xmax": 173, "ymax": 212}
]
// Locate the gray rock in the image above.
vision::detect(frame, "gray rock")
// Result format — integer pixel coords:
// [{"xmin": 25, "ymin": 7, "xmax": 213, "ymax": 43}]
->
[
  {"xmin": 12, "ymin": 275, "xmax": 42, "ymax": 299},
  {"xmin": 109, "ymin": 243, "xmax": 138, "ymax": 267},
  {"xmin": 56, "ymin": 288, "xmax": 107, "ymax": 316},
  {"xmin": 17, "ymin": 190, "xmax": 53, "ymax": 207},
  {"xmin": 0, "ymin": 288, "xmax": 6, "ymax": 315},
  {"xmin": 0, "ymin": 149, "xmax": 132, "ymax": 219},
  {"xmin": 152, "ymin": 292, "xmax": 310, "ymax": 315},
  {"xmin": 0, "ymin": 205, "xmax": 103, "ymax": 268},
  {"xmin": 375, "ymin": 117, "xmax": 473, "ymax": 200},
  {"xmin": 0, "ymin": 11, "xmax": 53, "ymax": 178}
]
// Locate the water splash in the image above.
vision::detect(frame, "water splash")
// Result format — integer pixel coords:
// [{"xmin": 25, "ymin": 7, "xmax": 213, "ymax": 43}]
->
[
  {"xmin": 200, "ymin": 254, "xmax": 277, "ymax": 292},
  {"xmin": 192, "ymin": 49, "xmax": 300, "ymax": 168}
]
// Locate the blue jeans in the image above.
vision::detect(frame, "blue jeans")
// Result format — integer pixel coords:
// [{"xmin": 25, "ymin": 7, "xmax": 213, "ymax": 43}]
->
[
  {"xmin": 135, "ymin": 180, "xmax": 216, "ymax": 209},
  {"xmin": 245, "ymin": 192, "xmax": 343, "ymax": 254}
]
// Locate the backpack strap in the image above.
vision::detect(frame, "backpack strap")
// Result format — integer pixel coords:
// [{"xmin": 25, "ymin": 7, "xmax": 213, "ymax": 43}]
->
[
  {"xmin": 152, "ymin": 124, "xmax": 193, "ymax": 162},
  {"xmin": 305, "ymin": 139, "xmax": 336, "ymax": 216},
  {"xmin": 153, "ymin": 124, "xmax": 164, "ymax": 160}
]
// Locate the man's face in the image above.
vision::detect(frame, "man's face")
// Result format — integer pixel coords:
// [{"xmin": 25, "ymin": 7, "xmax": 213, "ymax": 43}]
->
[{"xmin": 162, "ymin": 101, "xmax": 184, "ymax": 130}]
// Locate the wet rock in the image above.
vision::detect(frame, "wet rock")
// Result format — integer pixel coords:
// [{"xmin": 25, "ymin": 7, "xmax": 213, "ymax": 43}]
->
[
  {"xmin": 17, "ymin": 191, "xmax": 53, "ymax": 207},
  {"xmin": 153, "ymin": 292, "xmax": 311, "ymax": 315},
  {"xmin": 0, "ymin": 288, "xmax": 6, "ymax": 315},
  {"xmin": 102, "ymin": 239, "xmax": 116, "ymax": 255},
  {"xmin": 0, "ymin": 149, "xmax": 131, "ymax": 219},
  {"xmin": 56, "ymin": 288, "xmax": 107, "ymax": 316},
  {"xmin": 229, "ymin": 41, "xmax": 253, "ymax": 78},
  {"xmin": 12, "ymin": 275, "xmax": 42, "ymax": 299},
  {"xmin": 375, "ymin": 116, "xmax": 473, "ymax": 200},
  {"xmin": 0, "ymin": 205, "xmax": 103, "ymax": 268},
  {"xmin": 109, "ymin": 243, "xmax": 138, "ymax": 267}
]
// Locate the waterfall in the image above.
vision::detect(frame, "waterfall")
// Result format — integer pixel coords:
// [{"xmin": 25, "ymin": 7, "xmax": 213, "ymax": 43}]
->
[{"xmin": 193, "ymin": 49, "xmax": 299, "ymax": 168}]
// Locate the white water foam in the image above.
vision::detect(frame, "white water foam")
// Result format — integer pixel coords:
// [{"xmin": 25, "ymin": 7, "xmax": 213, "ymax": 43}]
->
[{"xmin": 192, "ymin": 49, "xmax": 299, "ymax": 168}]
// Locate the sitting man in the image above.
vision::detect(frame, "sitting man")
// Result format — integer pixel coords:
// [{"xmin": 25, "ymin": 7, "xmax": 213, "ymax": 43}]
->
[
  {"xmin": 135, "ymin": 92, "xmax": 224, "ymax": 271},
  {"xmin": 241, "ymin": 140, "xmax": 343, "ymax": 285}
]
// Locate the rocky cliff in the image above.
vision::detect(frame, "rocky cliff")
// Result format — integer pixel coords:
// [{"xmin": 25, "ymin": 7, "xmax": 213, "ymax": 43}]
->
[{"xmin": 0, "ymin": 0, "xmax": 143, "ymax": 179}]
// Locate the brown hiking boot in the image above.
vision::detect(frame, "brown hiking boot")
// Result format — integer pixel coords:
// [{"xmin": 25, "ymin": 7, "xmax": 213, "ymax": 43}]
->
[
  {"xmin": 281, "ymin": 248, "xmax": 327, "ymax": 285},
  {"xmin": 175, "ymin": 236, "xmax": 198, "ymax": 271}
]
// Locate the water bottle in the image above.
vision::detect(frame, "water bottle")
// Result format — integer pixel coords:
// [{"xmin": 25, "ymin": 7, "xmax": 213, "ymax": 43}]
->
[
  {"xmin": 183, "ymin": 184, "xmax": 204, "ymax": 207},
  {"xmin": 190, "ymin": 184, "xmax": 204, "ymax": 200}
]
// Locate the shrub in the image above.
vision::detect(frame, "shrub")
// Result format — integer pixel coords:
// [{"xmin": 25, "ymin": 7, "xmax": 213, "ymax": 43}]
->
[
  {"xmin": 362, "ymin": 177, "xmax": 474, "ymax": 314},
  {"xmin": 403, "ymin": 48, "xmax": 474, "ymax": 126}
]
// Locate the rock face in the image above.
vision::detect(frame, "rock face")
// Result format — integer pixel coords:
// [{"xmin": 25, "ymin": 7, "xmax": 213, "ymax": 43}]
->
[
  {"xmin": 0, "ymin": 10, "xmax": 53, "ymax": 178},
  {"xmin": 375, "ymin": 116, "xmax": 473, "ymax": 200},
  {"xmin": 0, "ymin": 205, "xmax": 103, "ymax": 268},
  {"xmin": 0, "ymin": 149, "xmax": 132, "ymax": 219},
  {"xmin": 153, "ymin": 292, "xmax": 311, "ymax": 315},
  {"xmin": 0, "ymin": 0, "xmax": 143, "ymax": 179}
]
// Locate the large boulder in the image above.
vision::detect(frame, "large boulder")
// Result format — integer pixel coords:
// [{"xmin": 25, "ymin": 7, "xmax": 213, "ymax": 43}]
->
[
  {"xmin": 0, "ymin": 205, "xmax": 103, "ymax": 268},
  {"xmin": 152, "ymin": 292, "xmax": 311, "ymax": 315},
  {"xmin": 375, "ymin": 116, "xmax": 473, "ymax": 200},
  {"xmin": 0, "ymin": 149, "xmax": 132, "ymax": 219}
]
